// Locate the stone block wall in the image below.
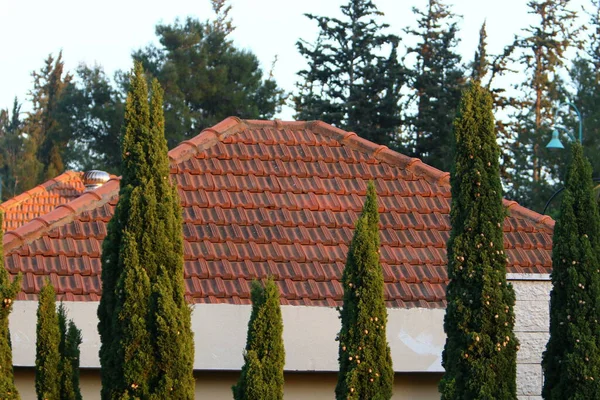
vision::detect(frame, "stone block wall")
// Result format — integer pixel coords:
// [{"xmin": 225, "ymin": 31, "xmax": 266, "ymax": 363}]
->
[{"xmin": 510, "ymin": 276, "xmax": 552, "ymax": 400}]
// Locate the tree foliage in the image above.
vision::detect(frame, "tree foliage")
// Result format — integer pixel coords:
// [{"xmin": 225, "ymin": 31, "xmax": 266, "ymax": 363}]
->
[
  {"xmin": 0, "ymin": 212, "xmax": 21, "ymax": 399},
  {"xmin": 233, "ymin": 279, "xmax": 285, "ymax": 400},
  {"xmin": 568, "ymin": 1, "xmax": 600, "ymax": 181},
  {"xmin": 294, "ymin": 0, "xmax": 407, "ymax": 148},
  {"xmin": 97, "ymin": 62, "xmax": 194, "ymax": 399},
  {"xmin": 35, "ymin": 283, "xmax": 61, "ymax": 400},
  {"xmin": 336, "ymin": 182, "xmax": 393, "ymax": 400},
  {"xmin": 146, "ymin": 78, "xmax": 195, "ymax": 399},
  {"xmin": 58, "ymin": 64, "xmax": 125, "ymax": 174},
  {"xmin": 542, "ymin": 143, "xmax": 600, "ymax": 399},
  {"xmin": 134, "ymin": 0, "xmax": 285, "ymax": 148},
  {"xmin": 471, "ymin": 22, "xmax": 489, "ymax": 84},
  {"xmin": 506, "ymin": 0, "xmax": 581, "ymax": 211},
  {"xmin": 440, "ymin": 84, "xmax": 518, "ymax": 399},
  {"xmin": 0, "ymin": 99, "xmax": 24, "ymax": 201},
  {"xmin": 26, "ymin": 52, "xmax": 73, "ymax": 184},
  {"xmin": 405, "ymin": 0, "xmax": 466, "ymax": 172}
]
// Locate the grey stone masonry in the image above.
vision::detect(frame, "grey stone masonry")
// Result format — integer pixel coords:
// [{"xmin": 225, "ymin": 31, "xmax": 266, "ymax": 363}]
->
[{"xmin": 509, "ymin": 275, "xmax": 551, "ymax": 400}]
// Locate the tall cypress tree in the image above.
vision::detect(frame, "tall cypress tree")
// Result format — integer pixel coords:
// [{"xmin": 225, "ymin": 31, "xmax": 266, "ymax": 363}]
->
[
  {"xmin": 58, "ymin": 304, "xmax": 82, "ymax": 400},
  {"xmin": 97, "ymin": 62, "xmax": 194, "ymax": 399},
  {"xmin": 335, "ymin": 182, "xmax": 393, "ymax": 400},
  {"xmin": 97, "ymin": 61, "xmax": 151, "ymax": 400},
  {"xmin": 147, "ymin": 79, "xmax": 195, "ymax": 398},
  {"xmin": 35, "ymin": 283, "xmax": 61, "ymax": 400},
  {"xmin": 0, "ymin": 212, "xmax": 21, "ymax": 400},
  {"xmin": 233, "ymin": 278, "xmax": 285, "ymax": 400},
  {"xmin": 439, "ymin": 84, "xmax": 518, "ymax": 399},
  {"xmin": 294, "ymin": 0, "xmax": 407, "ymax": 148},
  {"xmin": 542, "ymin": 143, "xmax": 600, "ymax": 398}
]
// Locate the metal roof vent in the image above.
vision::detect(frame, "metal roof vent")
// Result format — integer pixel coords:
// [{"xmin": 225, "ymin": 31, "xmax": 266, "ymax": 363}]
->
[{"xmin": 82, "ymin": 170, "xmax": 110, "ymax": 192}]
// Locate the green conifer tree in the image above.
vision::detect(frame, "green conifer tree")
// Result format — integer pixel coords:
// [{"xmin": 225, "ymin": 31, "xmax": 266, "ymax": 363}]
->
[
  {"xmin": 0, "ymin": 212, "xmax": 21, "ymax": 400},
  {"xmin": 233, "ymin": 279, "xmax": 285, "ymax": 400},
  {"xmin": 335, "ymin": 182, "xmax": 393, "ymax": 400},
  {"xmin": 58, "ymin": 304, "xmax": 82, "ymax": 400},
  {"xmin": 35, "ymin": 283, "xmax": 61, "ymax": 400},
  {"xmin": 439, "ymin": 84, "xmax": 518, "ymax": 399},
  {"xmin": 58, "ymin": 64, "xmax": 125, "ymax": 174},
  {"xmin": 406, "ymin": 0, "xmax": 466, "ymax": 172},
  {"xmin": 98, "ymin": 62, "xmax": 194, "ymax": 399},
  {"xmin": 294, "ymin": 0, "xmax": 407, "ymax": 148},
  {"xmin": 97, "ymin": 60, "xmax": 152, "ymax": 400},
  {"xmin": 542, "ymin": 143, "xmax": 600, "ymax": 398},
  {"xmin": 133, "ymin": 0, "xmax": 284, "ymax": 148},
  {"xmin": 22, "ymin": 52, "xmax": 72, "ymax": 188},
  {"xmin": 0, "ymin": 99, "xmax": 24, "ymax": 201}
]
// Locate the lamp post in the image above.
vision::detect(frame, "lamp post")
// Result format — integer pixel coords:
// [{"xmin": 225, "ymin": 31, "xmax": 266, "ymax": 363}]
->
[
  {"xmin": 546, "ymin": 102, "xmax": 583, "ymax": 149},
  {"xmin": 543, "ymin": 102, "xmax": 589, "ymax": 215}
]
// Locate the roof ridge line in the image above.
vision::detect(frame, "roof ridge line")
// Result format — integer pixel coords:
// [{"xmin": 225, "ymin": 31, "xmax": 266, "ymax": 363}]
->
[
  {"xmin": 308, "ymin": 120, "xmax": 553, "ymax": 229},
  {"xmin": 0, "ymin": 170, "xmax": 83, "ymax": 211},
  {"xmin": 503, "ymin": 199, "xmax": 555, "ymax": 230},
  {"xmin": 168, "ymin": 116, "xmax": 248, "ymax": 165},
  {"xmin": 3, "ymin": 178, "xmax": 118, "ymax": 252},
  {"xmin": 308, "ymin": 120, "xmax": 450, "ymax": 186}
]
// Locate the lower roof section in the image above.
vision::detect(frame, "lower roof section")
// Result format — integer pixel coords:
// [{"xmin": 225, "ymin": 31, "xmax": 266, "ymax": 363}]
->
[{"xmin": 9, "ymin": 301, "xmax": 445, "ymax": 373}]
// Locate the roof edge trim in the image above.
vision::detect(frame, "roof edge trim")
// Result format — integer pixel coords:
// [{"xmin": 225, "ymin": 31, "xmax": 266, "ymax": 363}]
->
[
  {"xmin": 503, "ymin": 200, "xmax": 555, "ymax": 231},
  {"xmin": 4, "ymin": 179, "xmax": 120, "ymax": 252},
  {"xmin": 0, "ymin": 171, "xmax": 83, "ymax": 211}
]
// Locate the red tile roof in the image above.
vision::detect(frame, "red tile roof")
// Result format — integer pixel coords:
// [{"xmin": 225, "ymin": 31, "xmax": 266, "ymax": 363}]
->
[
  {"xmin": 0, "ymin": 171, "xmax": 85, "ymax": 232},
  {"xmin": 2, "ymin": 118, "xmax": 555, "ymax": 308}
]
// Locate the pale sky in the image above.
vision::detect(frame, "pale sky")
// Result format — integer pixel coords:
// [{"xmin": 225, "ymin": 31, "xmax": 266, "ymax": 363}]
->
[{"xmin": 0, "ymin": 0, "xmax": 588, "ymax": 119}]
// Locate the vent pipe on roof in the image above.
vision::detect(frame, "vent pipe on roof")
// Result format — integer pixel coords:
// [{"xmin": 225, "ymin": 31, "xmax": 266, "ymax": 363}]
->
[{"xmin": 82, "ymin": 170, "xmax": 110, "ymax": 192}]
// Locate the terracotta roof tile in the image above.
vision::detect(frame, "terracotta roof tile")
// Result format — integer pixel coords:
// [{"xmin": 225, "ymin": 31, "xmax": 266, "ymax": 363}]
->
[
  {"xmin": 0, "ymin": 171, "xmax": 85, "ymax": 231},
  {"xmin": 3, "ymin": 118, "xmax": 555, "ymax": 308}
]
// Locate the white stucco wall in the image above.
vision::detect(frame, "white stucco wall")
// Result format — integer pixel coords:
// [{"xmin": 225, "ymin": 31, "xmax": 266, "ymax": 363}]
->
[
  {"xmin": 9, "ymin": 301, "xmax": 446, "ymax": 372},
  {"xmin": 8, "ymin": 274, "xmax": 551, "ymax": 397}
]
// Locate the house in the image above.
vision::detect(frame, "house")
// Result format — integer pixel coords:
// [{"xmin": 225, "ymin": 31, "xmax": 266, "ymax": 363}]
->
[{"xmin": 4, "ymin": 118, "xmax": 554, "ymax": 399}]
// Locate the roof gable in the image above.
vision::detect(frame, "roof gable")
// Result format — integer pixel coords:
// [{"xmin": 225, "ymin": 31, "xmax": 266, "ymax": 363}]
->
[{"xmin": 3, "ymin": 117, "xmax": 554, "ymax": 307}]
